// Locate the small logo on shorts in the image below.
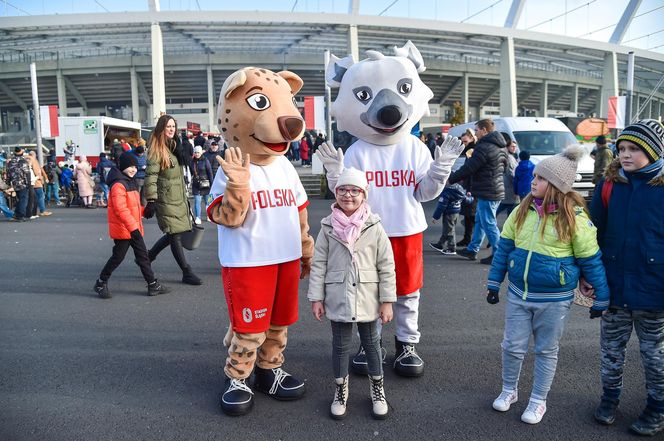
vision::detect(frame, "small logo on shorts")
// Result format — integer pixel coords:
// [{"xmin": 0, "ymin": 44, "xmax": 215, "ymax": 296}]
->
[{"xmin": 242, "ymin": 308, "xmax": 252, "ymax": 323}]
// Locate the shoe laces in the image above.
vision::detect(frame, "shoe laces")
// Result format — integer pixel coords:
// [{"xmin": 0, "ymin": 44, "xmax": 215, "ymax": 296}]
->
[
  {"xmin": 227, "ymin": 378, "xmax": 253, "ymax": 395},
  {"xmin": 370, "ymin": 377, "xmax": 385, "ymax": 403},
  {"xmin": 394, "ymin": 343, "xmax": 417, "ymax": 364},
  {"xmin": 525, "ymin": 401, "xmax": 545, "ymax": 417},
  {"xmin": 334, "ymin": 381, "xmax": 347, "ymax": 405},
  {"xmin": 268, "ymin": 368, "xmax": 291, "ymax": 395},
  {"xmin": 497, "ymin": 390, "xmax": 516, "ymax": 404}
]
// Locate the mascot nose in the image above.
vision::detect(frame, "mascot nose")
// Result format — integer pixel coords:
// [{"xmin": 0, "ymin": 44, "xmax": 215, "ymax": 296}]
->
[
  {"xmin": 378, "ymin": 105, "xmax": 402, "ymax": 126},
  {"xmin": 278, "ymin": 116, "xmax": 304, "ymax": 141}
]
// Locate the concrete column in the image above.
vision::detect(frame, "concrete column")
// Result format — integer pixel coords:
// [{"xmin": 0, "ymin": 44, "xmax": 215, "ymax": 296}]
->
[
  {"xmin": 461, "ymin": 73, "xmax": 469, "ymax": 123},
  {"xmin": 540, "ymin": 80, "xmax": 548, "ymax": 117},
  {"xmin": 207, "ymin": 65, "xmax": 215, "ymax": 132},
  {"xmin": 499, "ymin": 37, "xmax": 517, "ymax": 117},
  {"xmin": 130, "ymin": 67, "xmax": 140, "ymax": 123},
  {"xmin": 56, "ymin": 70, "xmax": 67, "ymax": 117},
  {"xmin": 150, "ymin": 22, "xmax": 167, "ymax": 123},
  {"xmin": 599, "ymin": 52, "xmax": 618, "ymax": 118},
  {"xmin": 570, "ymin": 84, "xmax": 578, "ymax": 115},
  {"xmin": 348, "ymin": 25, "xmax": 359, "ymax": 61}
]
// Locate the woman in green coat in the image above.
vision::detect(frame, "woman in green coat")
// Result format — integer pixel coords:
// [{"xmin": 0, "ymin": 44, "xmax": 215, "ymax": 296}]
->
[{"xmin": 143, "ymin": 114, "xmax": 202, "ymax": 285}]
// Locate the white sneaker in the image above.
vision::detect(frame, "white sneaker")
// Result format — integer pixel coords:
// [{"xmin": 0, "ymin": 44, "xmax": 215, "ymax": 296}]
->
[
  {"xmin": 194, "ymin": 217, "xmax": 201, "ymax": 225},
  {"xmin": 492, "ymin": 389, "xmax": 518, "ymax": 412},
  {"xmin": 521, "ymin": 400, "xmax": 547, "ymax": 424}
]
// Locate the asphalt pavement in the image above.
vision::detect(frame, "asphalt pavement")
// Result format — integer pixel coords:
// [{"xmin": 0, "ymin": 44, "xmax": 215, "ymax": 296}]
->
[{"xmin": 0, "ymin": 199, "xmax": 647, "ymax": 441}]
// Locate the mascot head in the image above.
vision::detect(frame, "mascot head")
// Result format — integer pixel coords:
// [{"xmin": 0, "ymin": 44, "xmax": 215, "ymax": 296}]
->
[
  {"xmin": 326, "ymin": 41, "xmax": 433, "ymax": 146},
  {"xmin": 217, "ymin": 67, "xmax": 305, "ymax": 165}
]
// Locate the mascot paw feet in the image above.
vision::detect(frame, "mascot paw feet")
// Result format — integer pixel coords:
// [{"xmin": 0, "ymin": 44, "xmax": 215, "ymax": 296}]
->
[
  {"xmin": 254, "ymin": 367, "xmax": 305, "ymax": 401},
  {"xmin": 393, "ymin": 337, "xmax": 424, "ymax": 377},
  {"xmin": 221, "ymin": 377, "xmax": 254, "ymax": 416},
  {"xmin": 350, "ymin": 343, "xmax": 387, "ymax": 376}
]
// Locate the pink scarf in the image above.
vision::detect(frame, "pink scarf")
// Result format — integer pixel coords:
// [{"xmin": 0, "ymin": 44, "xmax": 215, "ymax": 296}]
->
[{"xmin": 331, "ymin": 202, "xmax": 370, "ymax": 249}]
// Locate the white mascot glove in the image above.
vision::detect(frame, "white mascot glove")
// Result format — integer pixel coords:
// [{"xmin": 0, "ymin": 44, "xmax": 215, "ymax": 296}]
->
[
  {"xmin": 427, "ymin": 136, "xmax": 464, "ymax": 183},
  {"xmin": 315, "ymin": 141, "xmax": 344, "ymax": 180}
]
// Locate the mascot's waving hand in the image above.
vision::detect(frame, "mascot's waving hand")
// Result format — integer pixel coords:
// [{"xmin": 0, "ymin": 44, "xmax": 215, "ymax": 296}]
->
[
  {"xmin": 207, "ymin": 67, "xmax": 314, "ymax": 416},
  {"xmin": 317, "ymin": 41, "xmax": 463, "ymax": 378}
]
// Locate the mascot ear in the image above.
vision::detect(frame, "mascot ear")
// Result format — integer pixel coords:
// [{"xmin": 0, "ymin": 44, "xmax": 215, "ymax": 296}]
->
[
  {"xmin": 277, "ymin": 70, "xmax": 304, "ymax": 95},
  {"xmin": 325, "ymin": 54, "xmax": 355, "ymax": 89},
  {"xmin": 217, "ymin": 68, "xmax": 248, "ymax": 124},
  {"xmin": 394, "ymin": 40, "xmax": 426, "ymax": 73}
]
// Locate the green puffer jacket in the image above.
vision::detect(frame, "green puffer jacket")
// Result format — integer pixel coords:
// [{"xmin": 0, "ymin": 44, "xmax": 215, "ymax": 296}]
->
[{"xmin": 144, "ymin": 151, "xmax": 192, "ymax": 234}]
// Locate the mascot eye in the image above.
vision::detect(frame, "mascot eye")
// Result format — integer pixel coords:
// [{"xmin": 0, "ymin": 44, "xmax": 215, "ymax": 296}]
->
[
  {"xmin": 352, "ymin": 87, "xmax": 373, "ymax": 103},
  {"xmin": 246, "ymin": 93, "xmax": 271, "ymax": 111},
  {"xmin": 397, "ymin": 79, "xmax": 412, "ymax": 95}
]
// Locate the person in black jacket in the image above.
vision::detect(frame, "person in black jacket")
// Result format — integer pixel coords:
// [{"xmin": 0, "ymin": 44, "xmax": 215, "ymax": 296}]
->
[
  {"xmin": 203, "ymin": 140, "xmax": 223, "ymax": 210},
  {"xmin": 190, "ymin": 145, "xmax": 213, "ymax": 224},
  {"xmin": 447, "ymin": 118, "xmax": 507, "ymax": 264}
]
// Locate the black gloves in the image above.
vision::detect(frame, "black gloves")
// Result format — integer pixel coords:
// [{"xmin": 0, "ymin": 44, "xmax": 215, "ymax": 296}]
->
[
  {"xmin": 130, "ymin": 229, "xmax": 142, "ymax": 241},
  {"xmin": 487, "ymin": 289, "xmax": 499, "ymax": 304},
  {"xmin": 590, "ymin": 309, "xmax": 603, "ymax": 319},
  {"xmin": 143, "ymin": 201, "xmax": 156, "ymax": 219}
]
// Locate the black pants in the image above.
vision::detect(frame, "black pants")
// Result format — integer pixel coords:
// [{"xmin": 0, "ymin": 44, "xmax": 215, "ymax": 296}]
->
[
  {"xmin": 99, "ymin": 236, "xmax": 155, "ymax": 283},
  {"xmin": 148, "ymin": 233, "xmax": 190, "ymax": 271},
  {"xmin": 27, "ymin": 186, "xmax": 36, "ymax": 217}
]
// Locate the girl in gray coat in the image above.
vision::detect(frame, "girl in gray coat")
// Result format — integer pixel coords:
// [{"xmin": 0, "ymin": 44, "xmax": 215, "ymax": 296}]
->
[{"xmin": 308, "ymin": 168, "xmax": 396, "ymax": 421}]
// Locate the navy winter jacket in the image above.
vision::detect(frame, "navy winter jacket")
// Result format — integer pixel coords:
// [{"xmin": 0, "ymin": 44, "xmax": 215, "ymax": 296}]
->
[
  {"xmin": 432, "ymin": 183, "xmax": 467, "ymax": 219},
  {"xmin": 590, "ymin": 159, "xmax": 664, "ymax": 311}
]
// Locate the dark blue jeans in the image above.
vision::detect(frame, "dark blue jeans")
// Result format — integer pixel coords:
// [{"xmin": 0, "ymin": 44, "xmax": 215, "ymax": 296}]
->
[
  {"xmin": 14, "ymin": 188, "xmax": 29, "ymax": 219},
  {"xmin": 331, "ymin": 320, "xmax": 382, "ymax": 378}
]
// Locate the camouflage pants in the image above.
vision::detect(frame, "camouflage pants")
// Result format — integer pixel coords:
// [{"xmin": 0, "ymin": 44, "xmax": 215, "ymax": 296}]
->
[{"xmin": 600, "ymin": 308, "xmax": 664, "ymax": 404}]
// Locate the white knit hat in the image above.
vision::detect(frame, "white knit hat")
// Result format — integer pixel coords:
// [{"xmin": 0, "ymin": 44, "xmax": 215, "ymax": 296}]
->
[
  {"xmin": 335, "ymin": 167, "xmax": 369, "ymax": 196},
  {"xmin": 533, "ymin": 145, "xmax": 586, "ymax": 194}
]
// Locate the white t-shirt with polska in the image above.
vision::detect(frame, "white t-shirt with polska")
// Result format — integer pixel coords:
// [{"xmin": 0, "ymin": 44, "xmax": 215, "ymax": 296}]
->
[
  {"xmin": 210, "ymin": 156, "xmax": 308, "ymax": 267},
  {"xmin": 344, "ymin": 136, "xmax": 432, "ymax": 237}
]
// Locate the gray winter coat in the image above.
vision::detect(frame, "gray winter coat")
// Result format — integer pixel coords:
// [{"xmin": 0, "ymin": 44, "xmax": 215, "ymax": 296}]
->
[{"xmin": 307, "ymin": 211, "xmax": 396, "ymax": 323}]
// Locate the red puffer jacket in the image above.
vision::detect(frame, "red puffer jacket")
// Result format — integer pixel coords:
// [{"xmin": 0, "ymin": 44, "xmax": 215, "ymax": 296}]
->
[{"xmin": 106, "ymin": 168, "xmax": 143, "ymax": 239}]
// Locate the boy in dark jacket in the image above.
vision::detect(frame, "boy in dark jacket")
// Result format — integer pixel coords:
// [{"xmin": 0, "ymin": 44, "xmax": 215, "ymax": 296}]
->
[
  {"xmin": 513, "ymin": 150, "xmax": 535, "ymax": 199},
  {"xmin": 94, "ymin": 153, "xmax": 170, "ymax": 299},
  {"xmin": 429, "ymin": 182, "xmax": 470, "ymax": 255},
  {"xmin": 585, "ymin": 119, "xmax": 664, "ymax": 436}
]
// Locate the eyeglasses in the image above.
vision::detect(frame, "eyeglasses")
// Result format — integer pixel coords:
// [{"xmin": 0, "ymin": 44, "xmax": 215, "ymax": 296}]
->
[{"xmin": 336, "ymin": 187, "xmax": 363, "ymax": 197}]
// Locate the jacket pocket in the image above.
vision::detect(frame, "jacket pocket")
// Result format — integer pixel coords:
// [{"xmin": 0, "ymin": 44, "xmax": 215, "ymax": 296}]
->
[
  {"xmin": 325, "ymin": 270, "xmax": 346, "ymax": 284},
  {"xmin": 358, "ymin": 270, "xmax": 380, "ymax": 283}
]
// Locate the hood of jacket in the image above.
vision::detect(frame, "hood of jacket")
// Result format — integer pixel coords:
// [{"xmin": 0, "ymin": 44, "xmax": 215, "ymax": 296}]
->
[{"xmin": 105, "ymin": 167, "xmax": 138, "ymax": 191}]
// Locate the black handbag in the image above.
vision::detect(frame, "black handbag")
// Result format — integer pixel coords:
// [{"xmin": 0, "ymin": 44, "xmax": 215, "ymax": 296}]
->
[
  {"xmin": 193, "ymin": 161, "xmax": 210, "ymax": 189},
  {"xmin": 182, "ymin": 203, "xmax": 204, "ymax": 251}
]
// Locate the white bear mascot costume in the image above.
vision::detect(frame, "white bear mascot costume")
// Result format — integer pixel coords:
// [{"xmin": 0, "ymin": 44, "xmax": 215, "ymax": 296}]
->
[{"xmin": 317, "ymin": 41, "xmax": 463, "ymax": 377}]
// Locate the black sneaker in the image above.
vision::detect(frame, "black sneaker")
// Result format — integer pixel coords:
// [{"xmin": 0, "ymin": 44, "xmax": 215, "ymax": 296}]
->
[
  {"xmin": 253, "ymin": 366, "xmax": 305, "ymax": 401},
  {"xmin": 182, "ymin": 269, "xmax": 203, "ymax": 285},
  {"xmin": 630, "ymin": 406, "xmax": 664, "ymax": 436},
  {"xmin": 428, "ymin": 242, "xmax": 444, "ymax": 253},
  {"xmin": 594, "ymin": 397, "xmax": 619, "ymax": 425},
  {"xmin": 393, "ymin": 337, "xmax": 424, "ymax": 377},
  {"xmin": 480, "ymin": 254, "xmax": 494, "ymax": 265},
  {"xmin": 220, "ymin": 377, "xmax": 254, "ymax": 416},
  {"xmin": 456, "ymin": 239, "xmax": 470, "ymax": 247},
  {"xmin": 94, "ymin": 279, "xmax": 111, "ymax": 299},
  {"xmin": 147, "ymin": 280, "xmax": 171, "ymax": 296},
  {"xmin": 457, "ymin": 248, "xmax": 477, "ymax": 261},
  {"xmin": 350, "ymin": 343, "xmax": 387, "ymax": 375},
  {"xmin": 442, "ymin": 248, "xmax": 456, "ymax": 255}
]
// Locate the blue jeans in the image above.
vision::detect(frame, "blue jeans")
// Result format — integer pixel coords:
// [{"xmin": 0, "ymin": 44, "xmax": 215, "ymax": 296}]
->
[
  {"xmin": 100, "ymin": 183, "xmax": 109, "ymax": 203},
  {"xmin": 467, "ymin": 198, "xmax": 501, "ymax": 253},
  {"xmin": 46, "ymin": 182, "xmax": 60, "ymax": 204},
  {"xmin": 34, "ymin": 187, "xmax": 46, "ymax": 213},
  {"xmin": 193, "ymin": 194, "xmax": 202, "ymax": 219},
  {"xmin": 0, "ymin": 192, "xmax": 14, "ymax": 218},
  {"xmin": 501, "ymin": 294, "xmax": 572, "ymax": 401}
]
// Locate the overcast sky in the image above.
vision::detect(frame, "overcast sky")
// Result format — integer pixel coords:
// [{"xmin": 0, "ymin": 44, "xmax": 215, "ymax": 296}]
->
[{"xmin": 7, "ymin": 0, "xmax": 664, "ymax": 53}]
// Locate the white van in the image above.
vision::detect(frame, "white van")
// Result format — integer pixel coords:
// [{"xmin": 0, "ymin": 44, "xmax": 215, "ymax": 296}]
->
[{"xmin": 448, "ymin": 117, "xmax": 594, "ymax": 197}]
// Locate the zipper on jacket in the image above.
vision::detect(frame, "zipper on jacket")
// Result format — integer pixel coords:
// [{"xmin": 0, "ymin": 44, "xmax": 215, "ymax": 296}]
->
[{"xmin": 522, "ymin": 215, "xmax": 541, "ymax": 300}]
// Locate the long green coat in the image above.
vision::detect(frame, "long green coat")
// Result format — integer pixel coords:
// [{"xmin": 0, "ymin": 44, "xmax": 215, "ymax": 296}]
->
[{"xmin": 144, "ymin": 151, "xmax": 192, "ymax": 234}]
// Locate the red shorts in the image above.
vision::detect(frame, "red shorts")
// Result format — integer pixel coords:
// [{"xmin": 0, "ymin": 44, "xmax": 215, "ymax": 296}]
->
[
  {"xmin": 389, "ymin": 233, "xmax": 424, "ymax": 296},
  {"xmin": 221, "ymin": 259, "xmax": 300, "ymax": 333}
]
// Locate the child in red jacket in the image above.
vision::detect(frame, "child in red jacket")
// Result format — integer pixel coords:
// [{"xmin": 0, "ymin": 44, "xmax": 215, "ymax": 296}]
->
[{"xmin": 94, "ymin": 153, "xmax": 170, "ymax": 299}]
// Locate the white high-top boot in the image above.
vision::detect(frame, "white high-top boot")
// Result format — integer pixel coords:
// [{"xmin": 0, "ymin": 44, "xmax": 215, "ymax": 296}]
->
[
  {"xmin": 370, "ymin": 375, "xmax": 388, "ymax": 419},
  {"xmin": 330, "ymin": 376, "xmax": 349, "ymax": 419}
]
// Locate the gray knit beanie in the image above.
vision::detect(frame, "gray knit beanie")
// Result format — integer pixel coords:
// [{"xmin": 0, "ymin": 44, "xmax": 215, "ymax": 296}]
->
[{"xmin": 533, "ymin": 145, "xmax": 586, "ymax": 194}]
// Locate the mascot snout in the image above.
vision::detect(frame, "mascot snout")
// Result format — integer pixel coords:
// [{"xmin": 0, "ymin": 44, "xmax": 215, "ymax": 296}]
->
[{"xmin": 278, "ymin": 116, "xmax": 305, "ymax": 141}]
